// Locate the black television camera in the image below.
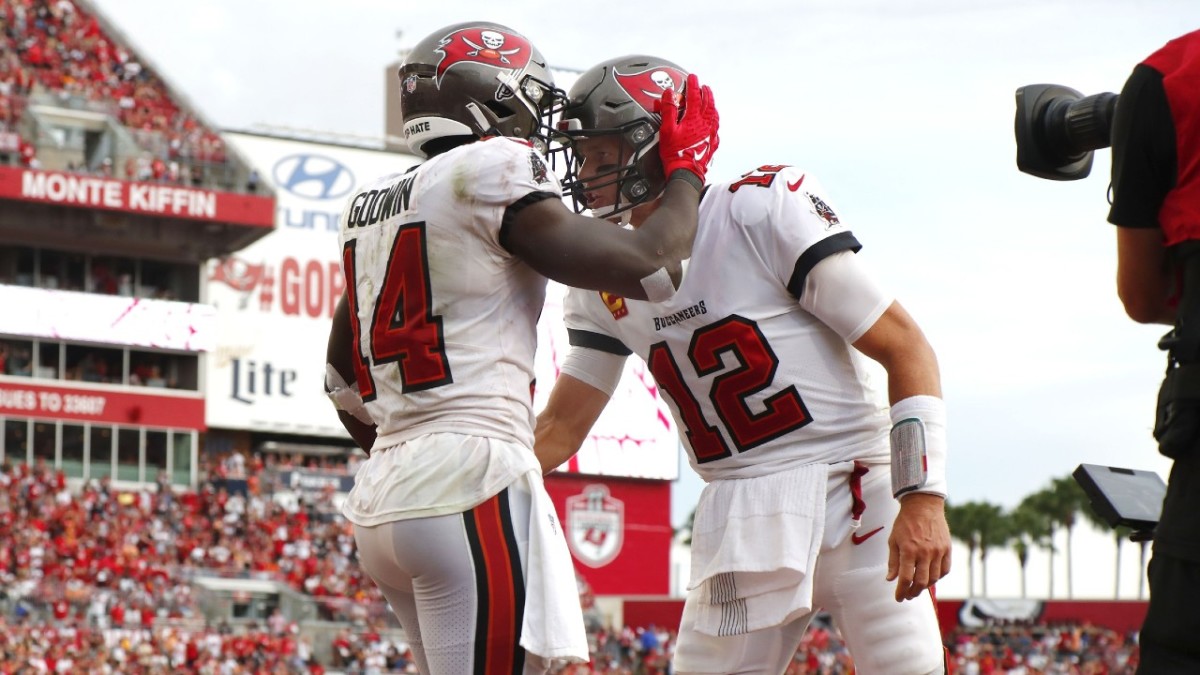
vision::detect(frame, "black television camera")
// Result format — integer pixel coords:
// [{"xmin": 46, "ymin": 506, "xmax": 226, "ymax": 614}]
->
[{"xmin": 1014, "ymin": 84, "xmax": 1119, "ymax": 181}]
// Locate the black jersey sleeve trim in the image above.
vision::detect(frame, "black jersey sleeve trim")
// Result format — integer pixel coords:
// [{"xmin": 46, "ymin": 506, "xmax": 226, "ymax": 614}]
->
[
  {"xmin": 499, "ymin": 191, "xmax": 560, "ymax": 252},
  {"xmin": 567, "ymin": 328, "xmax": 632, "ymax": 356},
  {"xmin": 786, "ymin": 231, "xmax": 863, "ymax": 299},
  {"xmin": 1108, "ymin": 64, "xmax": 1176, "ymax": 230}
]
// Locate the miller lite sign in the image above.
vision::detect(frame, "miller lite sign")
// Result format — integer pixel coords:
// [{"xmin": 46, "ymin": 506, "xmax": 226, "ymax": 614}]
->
[{"xmin": 565, "ymin": 484, "xmax": 625, "ymax": 568}]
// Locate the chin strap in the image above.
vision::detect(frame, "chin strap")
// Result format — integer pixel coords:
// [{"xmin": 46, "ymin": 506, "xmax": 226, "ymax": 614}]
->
[{"xmin": 465, "ymin": 102, "xmax": 501, "ymax": 138}]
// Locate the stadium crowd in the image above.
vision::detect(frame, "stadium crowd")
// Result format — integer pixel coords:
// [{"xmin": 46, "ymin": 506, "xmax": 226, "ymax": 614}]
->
[
  {"xmin": 0, "ymin": 457, "xmax": 1152, "ymax": 673},
  {"xmin": 0, "ymin": 456, "xmax": 385, "ymax": 624},
  {"xmin": 0, "ymin": 450, "xmax": 1151, "ymax": 674},
  {"xmin": 554, "ymin": 619, "xmax": 1143, "ymax": 674},
  {"xmin": 0, "ymin": 0, "xmax": 230, "ymax": 182},
  {"xmin": 0, "ymin": 615, "xmax": 431, "ymax": 673},
  {"xmin": 945, "ymin": 621, "xmax": 1140, "ymax": 675},
  {"xmin": 0, "ymin": 457, "xmax": 412, "ymax": 672}
]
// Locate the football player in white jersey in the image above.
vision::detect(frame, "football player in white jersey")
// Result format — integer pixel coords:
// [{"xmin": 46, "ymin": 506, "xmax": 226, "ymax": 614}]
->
[
  {"xmin": 323, "ymin": 26, "xmax": 719, "ymax": 675},
  {"xmin": 535, "ymin": 55, "xmax": 951, "ymax": 675}
]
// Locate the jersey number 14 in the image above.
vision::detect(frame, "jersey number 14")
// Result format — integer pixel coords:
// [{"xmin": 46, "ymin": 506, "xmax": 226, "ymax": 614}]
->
[{"xmin": 342, "ymin": 223, "xmax": 453, "ymax": 399}]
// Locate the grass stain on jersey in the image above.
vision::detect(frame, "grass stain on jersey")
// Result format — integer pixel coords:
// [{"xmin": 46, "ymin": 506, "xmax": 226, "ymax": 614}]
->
[{"xmin": 451, "ymin": 164, "xmax": 475, "ymax": 205}]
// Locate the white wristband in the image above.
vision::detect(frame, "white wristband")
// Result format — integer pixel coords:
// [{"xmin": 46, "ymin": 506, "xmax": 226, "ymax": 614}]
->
[
  {"xmin": 325, "ymin": 363, "xmax": 374, "ymax": 425},
  {"xmin": 889, "ymin": 395, "xmax": 947, "ymax": 499}
]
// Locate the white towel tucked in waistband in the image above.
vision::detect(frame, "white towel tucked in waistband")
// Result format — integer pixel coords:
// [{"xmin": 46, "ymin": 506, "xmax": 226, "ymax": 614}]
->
[
  {"xmin": 688, "ymin": 463, "xmax": 828, "ymax": 636},
  {"xmin": 519, "ymin": 470, "xmax": 589, "ymax": 663}
]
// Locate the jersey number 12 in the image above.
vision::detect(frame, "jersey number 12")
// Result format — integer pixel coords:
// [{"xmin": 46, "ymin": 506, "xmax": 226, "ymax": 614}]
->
[{"xmin": 648, "ymin": 315, "xmax": 811, "ymax": 463}]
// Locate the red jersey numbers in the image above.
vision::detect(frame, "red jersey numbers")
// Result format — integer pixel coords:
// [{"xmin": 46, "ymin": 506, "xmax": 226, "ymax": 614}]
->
[
  {"xmin": 727, "ymin": 165, "xmax": 792, "ymax": 193},
  {"xmin": 649, "ymin": 315, "xmax": 811, "ymax": 463},
  {"xmin": 342, "ymin": 223, "xmax": 453, "ymax": 397},
  {"xmin": 341, "ymin": 242, "xmax": 376, "ymax": 400},
  {"xmin": 649, "ymin": 341, "xmax": 730, "ymax": 462}
]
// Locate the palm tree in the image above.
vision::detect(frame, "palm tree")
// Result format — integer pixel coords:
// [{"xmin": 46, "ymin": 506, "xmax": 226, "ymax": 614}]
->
[
  {"xmin": 945, "ymin": 501, "xmax": 982, "ymax": 597},
  {"xmin": 1024, "ymin": 476, "xmax": 1087, "ymax": 599},
  {"xmin": 1076, "ymin": 494, "xmax": 1134, "ymax": 598},
  {"xmin": 946, "ymin": 501, "xmax": 1008, "ymax": 597},
  {"xmin": 1049, "ymin": 475, "xmax": 1088, "ymax": 598},
  {"xmin": 1113, "ymin": 525, "xmax": 1135, "ymax": 598},
  {"xmin": 1010, "ymin": 499, "xmax": 1052, "ymax": 598},
  {"xmin": 1023, "ymin": 487, "xmax": 1061, "ymax": 598},
  {"xmin": 1135, "ymin": 533, "xmax": 1151, "ymax": 599},
  {"xmin": 974, "ymin": 502, "xmax": 1009, "ymax": 597}
]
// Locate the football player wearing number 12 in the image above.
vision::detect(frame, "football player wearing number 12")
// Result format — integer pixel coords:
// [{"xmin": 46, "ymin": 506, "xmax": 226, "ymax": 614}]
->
[
  {"xmin": 535, "ymin": 55, "xmax": 951, "ymax": 675},
  {"xmin": 323, "ymin": 24, "xmax": 719, "ymax": 675}
]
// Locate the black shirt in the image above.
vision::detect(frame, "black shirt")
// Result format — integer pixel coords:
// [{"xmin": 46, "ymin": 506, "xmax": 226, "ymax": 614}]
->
[{"xmin": 1108, "ymin": 64, "xmax": 1176, "ymax": 231}]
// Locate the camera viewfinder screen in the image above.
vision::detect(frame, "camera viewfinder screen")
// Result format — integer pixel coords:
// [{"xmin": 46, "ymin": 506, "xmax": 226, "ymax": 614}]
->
[{"xmin": 1074, "ymin": 464, "xmax": 1166, "ymax": 529}]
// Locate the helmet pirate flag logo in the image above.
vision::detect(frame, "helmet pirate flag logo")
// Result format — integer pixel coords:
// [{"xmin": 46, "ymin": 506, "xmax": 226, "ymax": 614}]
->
[
  {"xmin": 614, "ymin": 66, "xmax": 687, "ymax": 115},
  {"xmin": 434, "ymin": 27, "xmax": 532, "ymax": 90}
]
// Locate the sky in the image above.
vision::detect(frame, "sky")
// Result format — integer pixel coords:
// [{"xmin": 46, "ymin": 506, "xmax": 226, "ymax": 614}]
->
[{"xmin": 86, "ymin": 0, "xmax": 1200, "ymax": 599}]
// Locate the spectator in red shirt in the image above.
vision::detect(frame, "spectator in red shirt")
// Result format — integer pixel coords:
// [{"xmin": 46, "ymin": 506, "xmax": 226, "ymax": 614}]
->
[
  {"xmin": 52, "ymin": 598, "xmax": 68, "ymax": 623},
  {"xmin": 18, "ymin": 137, "xmax": 34, "ymax": 166},
  {"xmin": 139, "ymin": 604, "xmax": 155, "ymax": 628}
]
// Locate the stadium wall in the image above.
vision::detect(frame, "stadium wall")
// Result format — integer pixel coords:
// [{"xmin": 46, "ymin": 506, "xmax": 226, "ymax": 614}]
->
[{"xmin": 620, "ymin": 597, "xmax": 1151, "ymax": 635}]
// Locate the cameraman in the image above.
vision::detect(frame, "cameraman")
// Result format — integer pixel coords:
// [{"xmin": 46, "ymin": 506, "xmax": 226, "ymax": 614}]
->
[{"xmin": 1108, "ymin": 28, "xmax": 1200, "ymax": 673}]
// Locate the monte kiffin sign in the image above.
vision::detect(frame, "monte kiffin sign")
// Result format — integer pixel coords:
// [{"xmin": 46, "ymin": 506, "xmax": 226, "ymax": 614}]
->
[{"xmin": 0, "ymin": 165, "xmax": 274, "ymax": 227}]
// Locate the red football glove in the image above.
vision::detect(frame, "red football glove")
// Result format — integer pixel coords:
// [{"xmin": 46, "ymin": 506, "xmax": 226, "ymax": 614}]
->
[{"xmin": 657, "ymin": 73, "xmax": 720, "ymax": 187}]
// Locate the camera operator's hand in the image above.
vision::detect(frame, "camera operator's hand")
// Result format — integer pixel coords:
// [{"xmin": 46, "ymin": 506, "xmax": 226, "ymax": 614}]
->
[{"xmin": 657, "ymin": 73, "xmax": 719, "ymax": 187}]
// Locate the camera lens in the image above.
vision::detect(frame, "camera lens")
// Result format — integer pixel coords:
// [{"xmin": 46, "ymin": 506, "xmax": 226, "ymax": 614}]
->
[
  {"xmin": 1048, "ymin": 92, "xmax": 1119, "ymax": 158},
  {"xmin": 1015, "ymin": 84, "xmax": 1119, "ymax": 181}
]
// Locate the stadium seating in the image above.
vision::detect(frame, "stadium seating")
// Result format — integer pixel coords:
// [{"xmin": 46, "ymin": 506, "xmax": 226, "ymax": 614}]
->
[
  {"xmin": 0, "ymin": 0, "xmax": 231, "ymax": 184},
  {"xmin": 0, "ymin": 458, "xmax": 382, "ymax": 616}
]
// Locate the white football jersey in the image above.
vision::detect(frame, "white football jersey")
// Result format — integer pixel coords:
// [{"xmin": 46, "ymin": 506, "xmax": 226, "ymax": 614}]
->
[
  {"xmin": 339, "ymin": 137, "xmax": 560, "ymax": 449},
  {"xmin": 565, "ymin": 166, "xmax": 892, "ymax": 482}
]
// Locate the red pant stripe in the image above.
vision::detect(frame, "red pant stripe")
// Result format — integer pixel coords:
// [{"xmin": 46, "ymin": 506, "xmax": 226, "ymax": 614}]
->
[{"xmin": 465, "ymin": 491, "xmax": 525, "ymax": 675}]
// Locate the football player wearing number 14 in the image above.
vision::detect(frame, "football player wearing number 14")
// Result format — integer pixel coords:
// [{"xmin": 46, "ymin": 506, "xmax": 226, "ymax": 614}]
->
[
  {"xmin": 323, "ymin": 24, "xmax": 719, "ymax": 675},
  {"xmin": 535, "ymin": 55, "xmax": 951, "ymax": 675}
]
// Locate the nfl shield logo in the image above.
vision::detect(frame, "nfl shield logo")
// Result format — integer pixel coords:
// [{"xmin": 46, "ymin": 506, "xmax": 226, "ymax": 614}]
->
[{"xmin": 565, "ymin": 484, "xmax": 624, "ymax": 568}]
